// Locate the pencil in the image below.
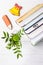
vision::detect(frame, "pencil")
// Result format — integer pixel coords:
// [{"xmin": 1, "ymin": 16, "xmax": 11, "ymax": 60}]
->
[{"xmin": 2, "ymin": 15, "xmax": 12, "ymax": 29}]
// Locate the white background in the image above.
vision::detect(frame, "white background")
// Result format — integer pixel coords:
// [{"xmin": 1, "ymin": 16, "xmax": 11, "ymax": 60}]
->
[{"xmin": 0, "ymin": 0, "xmax": 43, "ymax": 65}]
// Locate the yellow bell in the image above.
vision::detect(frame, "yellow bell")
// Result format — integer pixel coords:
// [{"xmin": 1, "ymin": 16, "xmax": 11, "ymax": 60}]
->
[{"xmin": 9, "ymin": 4, "xmax": 22, "ymax": 16}]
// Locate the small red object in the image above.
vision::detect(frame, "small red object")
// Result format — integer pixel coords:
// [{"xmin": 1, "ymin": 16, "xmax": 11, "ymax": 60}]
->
[{"xmin": 15, "ymin": 3, "xmax": 22, "ymax": 10}]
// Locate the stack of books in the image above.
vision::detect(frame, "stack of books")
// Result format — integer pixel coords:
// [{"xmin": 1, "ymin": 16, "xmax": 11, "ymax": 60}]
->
[{"xmin": 16, "ymin": 4, "xmax": 43, "ymax": 45}]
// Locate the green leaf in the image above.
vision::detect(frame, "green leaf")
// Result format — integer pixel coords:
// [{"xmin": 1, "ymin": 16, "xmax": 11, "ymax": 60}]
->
[
  {"xmin": 6, "ymin": 46, "xmax": 11, "ymax": 49},
  {"xmin": 21, "ymin": 28, "xmax": 24, "ymax": 32},
  {"xmin": 9, "ymin": 38, "xmax": 13, "ymax": 42},
  {"xmin": 6, "ymin": 43, "xmax": 13, "ymax": 49},
  {"xmin": 15, "ymin": 41, "xmax": 22, "ymax": 48},
  {"xmin": 20, "ymin": 28, "xmax": 24, "ymax": 35},
  {"xmin": 19, "ymin": 54, "xmax": 23, "ymax": 57},
  {"xmin": 17, "ymin": 33, "xmax": 21, "ymax": 38},
  {"xmin": 14, "ymin": 50, "xmax": 21, "ymax": 54},
  {"xmin": 13, "ymin": 47, "xmax": 20, "ymax": 51},
  {"xmin": 17, "ymin": 53, "xmax": 23, "ymax": 59},
  {"xmin": 13, "ymin": 48, "xmax": 17, "ymax": 50},
  {"xmin": 5, "ymin": 38, "xmax": 8, "ymax": 42},
  {"xmin": 17, "ymin": 47, "xmax": 20, "ymax": 49},
  {"xmin": 20, "ymin": 42, "xmax": 22, "ymax": 48},
  {"xmin": 11, "ymin": 43, "xmax": 14, "ymax": 47},
  {"xmin": 7, "ymin": 43, "xmax": 11, "ymax": 46},
  {"xmin": 1, "ymin": 37, "xmax": 6, "ymax": 39},
  {"xmin": 17, "ymin": 54, "xmax": 19, "ymax": 59},
  {"xmin": 3, "ymin": 31, "xmax": 6, "ymax": 37},
  {"xmin": 7, "ymin": 32, "xmax": 9, "ymax": 38},
  {"xmin": 14, "ymin": 42, "xmax": 21, "ymax": 48}
]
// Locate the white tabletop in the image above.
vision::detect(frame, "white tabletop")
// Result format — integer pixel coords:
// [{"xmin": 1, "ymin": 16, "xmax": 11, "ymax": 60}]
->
[{"xmin": 0, "ymin": 0, "xmax": 43, "ymax": 65}]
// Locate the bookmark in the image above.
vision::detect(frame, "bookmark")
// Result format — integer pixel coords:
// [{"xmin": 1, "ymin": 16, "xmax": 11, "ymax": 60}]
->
[{"xmin": 16, "ymin": 4, "xmax": 43, "ymax": 23}]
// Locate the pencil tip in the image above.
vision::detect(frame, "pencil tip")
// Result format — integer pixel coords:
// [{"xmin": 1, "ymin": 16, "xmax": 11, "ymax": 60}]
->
[{"xmin": 8, "ymin": 25, "xmax": 13, "ymax": 30}]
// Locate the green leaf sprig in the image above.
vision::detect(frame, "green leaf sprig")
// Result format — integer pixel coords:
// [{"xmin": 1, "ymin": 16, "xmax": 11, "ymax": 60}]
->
[{"xmin": 1, "ymin": 28, "xmax": 24, "ymax": 59}]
